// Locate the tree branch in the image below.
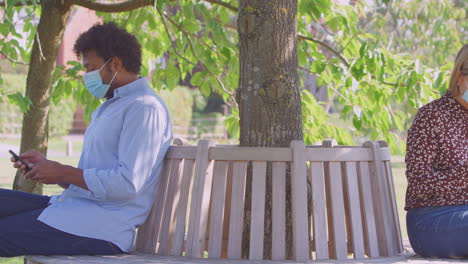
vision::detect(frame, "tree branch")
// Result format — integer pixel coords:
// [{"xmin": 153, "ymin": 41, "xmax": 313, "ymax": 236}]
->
[
  {"xmin": 0, "ymin": 0, "xmax": 238, "ymax": 12},
  {"xmin": 0, "ymin": 1, "xmax": 34, "ymax": 7},
  {"xmin": 71, "ymin": 0, "xmax": 236, "ymax": 13},
  {"xmin": 154, "ymin": 6, "xmax": 195, "ymax": 66},
  {"xmin": 164, "ymin": 11, "xmax": 234, "ymax": 100},
  {"xmin": 0, "ymin": 51, "xmax": 29, "ymax": 65},
  {"xmin": 163, "ymin": 13, "xmax": 219, "ymax": 54},
  {"xmin": 298, "ymin": 35, "xmax": 397, "ymax": 87},
  {"xmin": 70, "ymin": 0, "xmax": 154, "ymax": 13},
  {"xmin": 298, "ymin": 33, "xmax": 350, "ymax": 67},
  {"xmin": 203, "ymin": 0, "xmax": 237, "ymax": 12},
  {"xmin": 300, "ymin": 66, "xmax": 354, "ymax": 107}
]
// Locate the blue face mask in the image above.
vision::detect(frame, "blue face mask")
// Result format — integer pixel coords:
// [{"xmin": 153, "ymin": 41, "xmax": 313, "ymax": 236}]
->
[
  {"xmin": 83, "ymin": 58, "xmax": 118, "ymax": 98},
  {"xmin": 462, "ymin": 90, "xmax": 468, "ymax": 103}
]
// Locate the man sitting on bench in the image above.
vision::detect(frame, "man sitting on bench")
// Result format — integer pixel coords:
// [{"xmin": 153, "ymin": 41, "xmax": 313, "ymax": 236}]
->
[{"xmin": 1, "ymin": 22, "xmax": 172, "ymax": 257}]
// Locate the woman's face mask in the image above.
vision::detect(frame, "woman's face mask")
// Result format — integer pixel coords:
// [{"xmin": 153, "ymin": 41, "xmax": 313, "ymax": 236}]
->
[
  {"xmin": 83, "ymin": 57, "xmax": 118, "ymax": 98},
  {"xmin": 462, "ymin": 88, "xmax": 468, "ymax": 103}
]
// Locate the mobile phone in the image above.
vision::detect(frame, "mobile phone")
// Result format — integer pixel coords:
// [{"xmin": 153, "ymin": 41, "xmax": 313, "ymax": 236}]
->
[{"xmin": 8, "ymin": 150, "xmax": 32, "ymax": 172}]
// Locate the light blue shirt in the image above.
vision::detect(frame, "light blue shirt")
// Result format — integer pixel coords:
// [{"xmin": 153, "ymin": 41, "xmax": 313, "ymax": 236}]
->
[{"xmin": 38, "ymin": 78, "xmax": 172, "ymax": 252}]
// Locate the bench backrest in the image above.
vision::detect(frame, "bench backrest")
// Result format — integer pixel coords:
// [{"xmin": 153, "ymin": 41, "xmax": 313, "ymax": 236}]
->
[{"xmin": 134, "ymin": 139, "xmax": 402, "ymax": 261}]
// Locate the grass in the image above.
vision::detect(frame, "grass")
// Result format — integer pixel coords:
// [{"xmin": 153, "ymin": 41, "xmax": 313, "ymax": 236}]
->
[
  {"xmin": 0, "ymin": 154, "xmax": 408, "ymax": 263},
  {"xmin": 0, "ymin": 137, "xmax": 83, "ymax": 155}
]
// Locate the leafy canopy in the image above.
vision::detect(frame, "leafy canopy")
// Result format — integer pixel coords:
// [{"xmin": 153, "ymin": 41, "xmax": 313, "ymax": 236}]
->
[{"xmin": 1, "ymin": 0, "xmax": 465, "ymax": 153}]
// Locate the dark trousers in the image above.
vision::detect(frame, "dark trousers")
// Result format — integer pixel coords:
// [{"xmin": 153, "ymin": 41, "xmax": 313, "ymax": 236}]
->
[
  {"xmin": 407, "ymin": 204, "xmax": 468, "ymax": 259},
  {"xmin": 0, "ymin": 188, "xmax": 123, "ymax": 257}
]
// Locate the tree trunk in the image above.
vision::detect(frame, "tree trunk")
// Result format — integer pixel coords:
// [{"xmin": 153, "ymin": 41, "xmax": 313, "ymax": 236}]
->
[
  {"xmin": 236, "ymin": 0, "xmax": 302, "ymax": 259},
  {"xmin": 13, "ymin": 0, "xmax": 71, "ymax": 194}
]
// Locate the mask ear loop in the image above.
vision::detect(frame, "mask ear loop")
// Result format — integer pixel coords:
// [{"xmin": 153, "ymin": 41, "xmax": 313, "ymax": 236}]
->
[
  {"xmin": 108, "ymin": 71, "xmax": 119, "ymax": 86},
  {"xmin": 99, "ymin": 57, "xmax": 113, "ymax": 71},
  {"xmin": 100, "ymin": 57, "xmax": 118, "ymax": 86}
]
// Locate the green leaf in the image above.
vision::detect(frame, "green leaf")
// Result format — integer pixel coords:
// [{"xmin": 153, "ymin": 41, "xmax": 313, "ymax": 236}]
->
[
  {"xmin": 165, "ymin": 65, "xmax": 180, "ymax": 89},
  {"xmin": 0, "ymin": 23, "xmax": 10, "ymax": 37},
  {"xmin": 359, "ymin": 42, "xmax": 368, "ymax": 58},
  {"xmin": 219, "ymin": 7, "xmax": 230, "ymax": 24},
  {"xmin": 327, "ymin": 15, "xmax": 346, "ymax": 31},
  {"xmin": 311, "ymin": 60, "xmax": 326, "ymax": 74},
  {"xmin": 221, "ymin": 47, "xmax": 231, "ymax": 60},
  {"xmin": 433, "ymin": 71, "xmax": 444, "ymax": 89},
  {"xmin": 298, "ymin": 48, "xmax": 308, "ymax": 66},
  {"xmin": 350, "ymin": 60, "xmax": 365, "ymax": 80},
  {"xmin": 8, "ymin": 92, "xmax": 31, "ymax": 113},
  {"xmin": 200, "ymin": 79, "xmax": 211, "ymax": 96},
  {"xmin": 191, "ymin": 71, "xmax": 206, "ymax": 86}
]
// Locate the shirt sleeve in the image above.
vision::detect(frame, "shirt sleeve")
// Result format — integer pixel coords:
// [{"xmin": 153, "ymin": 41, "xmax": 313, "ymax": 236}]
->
[
  {"xmin": 83, "ymin": 103, "xmax": 170, "ymax": 201},
  {"xmin": 405, "ymin": 106, "xmax": 468, "ymax": 199}
]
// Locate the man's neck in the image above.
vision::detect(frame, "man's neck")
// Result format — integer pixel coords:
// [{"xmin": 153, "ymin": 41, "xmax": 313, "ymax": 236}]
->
[{"xmin": 105, "ymin": 74, "xmax": 139, "ymax": 99}]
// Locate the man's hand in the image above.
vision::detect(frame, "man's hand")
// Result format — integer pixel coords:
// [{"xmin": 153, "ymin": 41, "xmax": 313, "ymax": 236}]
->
[
  {"xmin": 11, "ymin": 150, "xmax": 87, "ymax": 189},
  {"xmin": 11, "ymin": 150, "xmax": 46, "ymax": 175},
  {"xmin": 11, "ymin": 151, "xmax": 65, "ymax": 185},
  {"xmin": 24, "ymin": 159, "xmax": 66, "ymax": 185}
]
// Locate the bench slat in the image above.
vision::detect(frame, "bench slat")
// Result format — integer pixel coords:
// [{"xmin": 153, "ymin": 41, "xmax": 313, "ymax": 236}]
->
[
  {"xmin": 342, "ymin": 162, "xmax": 365, "ymax": 259},
  {"xmin": 165, "ymin": 146, "xmax": 197, "ymax": 159},
  {"xmin": 158, "ymin": 159, "xmax": 183, "ymax": 255},
  {"xmin": 221, "ymin": 162, "xmax": 234, "ymax": 258},
  {"xmin": 328, "ymin": 162, "xmax": 347, "ymax": 260},
  {"xmin": 271, "ymin": 162, "xmax": 286, "ymax": 261},
  {"xmin": 170, "ymin": 159, "xmax": 195, "ymax": 256},
  {"xmin": 291, "ymin": 141, "xmax": 310, "ymax": 261},
  {"xmin": 186, "ymin": 140, "xmax": 215, "ymax": 258},
  {"xmin": 310, "ymin": 162, "xmax": 329, "ymax": 260},
  {"xmin": 249, "ymin": 161, "xmax": 267, "ymax": 260},
  {"xmin": 385, "ymin": 161, "xmax": 403, "ymax": 253},
  {"xmin": 322, "ymin": 140, "xmax": 336, "ymax": 259},
  {"xmin": 364, "ymin": 141, "xmax": 396, "ymax": 257},
  {"xmin": 227, "ymin": 161, "xmax": 247, "ymax": 259},
  {"xmin": 357, "ymin": 162, "xmax": 379, "ymax": 257},
  {"xmin": 135, "ymin": 158, "xmax": 172, "ymax": 253},
  {"xmin": 209, "ymin": 147, "xmax": 291, "ymax": 161},
  {"xmin": 207, "ymin": 147, "xmax": 391, "ymax": 162},
  {"xmin": 208, "ymin": 161, "xmax": 229, "ymax": 258}
]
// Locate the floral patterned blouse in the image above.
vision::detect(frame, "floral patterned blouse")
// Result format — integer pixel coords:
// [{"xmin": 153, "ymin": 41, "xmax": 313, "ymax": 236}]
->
[{"xmin": 405, "ymin": 93, "xmax": 468, "ymax": 210}]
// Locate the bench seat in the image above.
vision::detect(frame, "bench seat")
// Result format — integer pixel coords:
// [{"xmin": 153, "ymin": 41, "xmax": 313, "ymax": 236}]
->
[
  {"xmin": 26, "ymin": 139, "xmax": 404, "ymax": 263},
  {"xmin": 27, "ymin": 252, "xmax": 417, "ymax": 264}
]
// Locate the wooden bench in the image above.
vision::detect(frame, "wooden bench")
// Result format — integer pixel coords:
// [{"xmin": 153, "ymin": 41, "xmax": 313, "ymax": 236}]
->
[{"xmin": 26, "ymin": 139, "xmax": 404, "ymax": 263}]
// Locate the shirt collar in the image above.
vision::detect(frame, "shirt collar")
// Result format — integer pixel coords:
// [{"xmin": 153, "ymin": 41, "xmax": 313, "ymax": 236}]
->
[{"xmin": 113, "ymin": 77, "xmax": 150, "ymax": 98}]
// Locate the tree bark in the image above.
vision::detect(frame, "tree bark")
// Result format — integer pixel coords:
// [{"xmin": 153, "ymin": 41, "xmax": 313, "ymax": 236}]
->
[
  {"xmin": 236, "ymin": 0, "xmax": 302, "ymax": 259},
  {"xmin": 13, "ymin": 0, "xmax": 71, "ymax": 194}
]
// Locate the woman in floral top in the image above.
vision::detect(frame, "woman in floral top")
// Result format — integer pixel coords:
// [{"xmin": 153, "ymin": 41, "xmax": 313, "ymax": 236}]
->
[{"xmin": 405, "ymin": 44, "xmax": 468, "ymax": 258}]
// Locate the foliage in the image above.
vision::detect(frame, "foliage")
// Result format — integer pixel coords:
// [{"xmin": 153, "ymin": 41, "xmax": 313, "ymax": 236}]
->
[
  {"xmin": 0, "ymin": 73, "xmax": 76, "ymax": 137},
  {"xmin": 363, "ymin": 0, "xmax": 467, "ymax": 68},
  {"xmin": 0, "ymin": 1, "xmax": 37, "ymax": 64},
  {"xmin": 1, "ymin": 0, "xmax": 466, "ymax": 154},
  {"xmin": 0, "ymin": 0, "xmax": 39, "ymax": 109},
  {"xmin": 301, "ymin": 89, "xmax": 353, "ymax": 145},
  {"xmin": 0, "ymin": 73, "xmax": 31, "ymax": 134},
  {"xmin": 295, "ymin": 0, "xmax": 462, "ymax": 153}
]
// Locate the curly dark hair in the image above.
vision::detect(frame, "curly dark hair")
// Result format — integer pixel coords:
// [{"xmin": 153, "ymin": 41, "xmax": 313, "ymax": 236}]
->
[{"xmin": 74, "ymin": 22, "xmax": 142, "ymax": 74}]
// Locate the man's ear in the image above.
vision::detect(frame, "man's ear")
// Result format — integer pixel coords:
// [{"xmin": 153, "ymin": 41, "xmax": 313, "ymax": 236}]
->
[{"xmin": 111, "ymin": 57, "xmax": 124, "ymax": 72}]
